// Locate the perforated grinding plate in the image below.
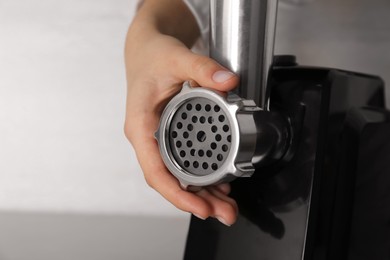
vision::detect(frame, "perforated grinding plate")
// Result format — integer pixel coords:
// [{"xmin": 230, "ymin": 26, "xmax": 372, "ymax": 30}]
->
[{"xmin": 169, "ymin": 97, "xmax": 232, "ymax": 176}]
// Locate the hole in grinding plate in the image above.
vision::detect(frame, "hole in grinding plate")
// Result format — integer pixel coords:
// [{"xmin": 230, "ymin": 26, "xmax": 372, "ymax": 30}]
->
[
  {"xmin": 197, "ymin": 131, "xmax": 206, "ymax": 142},
  {"xmin": 222, "ymin": 145, "xmax": 228, "ymax": 152},
  {"xmin": 193, "ymin": 161, "xmax": 199, "ymax": 168},
  {"xmin": 223, "ymin": 125, "xmax": 229, "ymax": 132},
  {"xmin": 202, "ymin": 162, "xmax": 208, "ymax": 169}
]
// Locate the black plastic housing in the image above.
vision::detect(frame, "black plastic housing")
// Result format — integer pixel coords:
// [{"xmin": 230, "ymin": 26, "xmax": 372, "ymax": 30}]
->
[{"xmin": 184, "ymin": 62, "xmax": 389, "ymax": 260}]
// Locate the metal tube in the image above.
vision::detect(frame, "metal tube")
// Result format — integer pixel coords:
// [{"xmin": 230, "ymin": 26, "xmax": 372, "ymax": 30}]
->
[{"xmin": 210, "ymin": 0, "xmax": 278, "ymax": 110}]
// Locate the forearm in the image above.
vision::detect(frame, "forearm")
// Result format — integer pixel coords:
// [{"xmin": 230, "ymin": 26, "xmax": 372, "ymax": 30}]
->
[{"xmin": 131, "ymin": 0, "xmax": 200, "ymax": 48}]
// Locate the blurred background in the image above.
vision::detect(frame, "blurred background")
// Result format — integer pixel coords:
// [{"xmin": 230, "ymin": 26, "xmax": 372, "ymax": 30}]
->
[{"xmin": 0, "ymin": 0, "xmax": 388, "ymax": 259}]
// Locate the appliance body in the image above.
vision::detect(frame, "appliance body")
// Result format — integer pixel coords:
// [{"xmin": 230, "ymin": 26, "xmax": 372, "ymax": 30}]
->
[
  {"xmin": 164, "ymin": 0, "xmax": 390, "ymax": 258},
  {"xmin": 184, "ymin": 61, "xmax": 390, "ymax": 260}
]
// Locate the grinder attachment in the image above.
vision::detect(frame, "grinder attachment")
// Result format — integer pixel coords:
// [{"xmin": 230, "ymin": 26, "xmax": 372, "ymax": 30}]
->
[
  {"xmin": 155, "ymin": 82, "xmax": 290, "ymax": 188},
  {"xmin": 155, "ymin": 0, "xmax": 290, "ymax": 188},
  {"xmin": 155, "ymin": 82, "xmax": 260, "ymax": 188}
]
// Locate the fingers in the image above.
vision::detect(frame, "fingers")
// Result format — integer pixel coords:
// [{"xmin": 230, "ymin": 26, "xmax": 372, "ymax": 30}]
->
[
  {"xmin": 176, "ymin": 51, "xmax": 239, "ymax": 92},
  {"xmin": 196, "ymin": 187, "xmax": 238, "ymax": 226},
  {"xmin": 132, "ymin": 133, "xmax": 238, "ymax": 225},
  {"xmin": 215, "ymin": 183, "xmax": 231, "ymax": 195},
  {"xmin": 132, "ymin": 133, "xmax": 213, "ymax": 218}
]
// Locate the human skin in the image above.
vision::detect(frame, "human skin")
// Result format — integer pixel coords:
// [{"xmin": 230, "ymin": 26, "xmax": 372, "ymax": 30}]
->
[{"xmin": 124, "ymin": 0, "xmax": 239, "ymax": 226}]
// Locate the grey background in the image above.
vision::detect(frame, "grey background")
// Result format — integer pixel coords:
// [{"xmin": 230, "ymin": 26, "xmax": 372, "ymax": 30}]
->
[
  {"xmin": 277, "ymin": 0, "xmax": 390, "ymax": 105},
  {"xmin": 0, "ymin": 0, "xmax": 389, "ymax": 259}
]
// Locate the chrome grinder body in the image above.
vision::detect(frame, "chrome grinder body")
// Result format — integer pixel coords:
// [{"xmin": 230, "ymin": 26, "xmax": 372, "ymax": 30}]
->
[{"xmin": 156, "ymin": 0, "xmax": 291, "ymax": 188}]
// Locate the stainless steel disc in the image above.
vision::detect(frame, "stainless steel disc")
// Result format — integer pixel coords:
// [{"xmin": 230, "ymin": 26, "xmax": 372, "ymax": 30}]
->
[{"xmin": 169, "ymin": 97, "xmax": 232, "ymax": 176}]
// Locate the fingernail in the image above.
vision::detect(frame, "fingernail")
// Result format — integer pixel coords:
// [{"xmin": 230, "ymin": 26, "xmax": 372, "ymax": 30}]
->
[
  {"xmin": 193, "ymin": 214, "xmax": 206, "ymax": 220},
  {"xmin": 212, "ymin": 71, "xmax": 235, "ymax": 83},
  {"xmin": 216, "ymin": 216, "xmax": 231, "ymax": 227}
]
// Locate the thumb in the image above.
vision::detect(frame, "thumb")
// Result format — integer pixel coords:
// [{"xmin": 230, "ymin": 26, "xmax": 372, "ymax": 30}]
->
[{"xmin": 179, "ymin": 52, "xmax": 239, "ymax": 92}]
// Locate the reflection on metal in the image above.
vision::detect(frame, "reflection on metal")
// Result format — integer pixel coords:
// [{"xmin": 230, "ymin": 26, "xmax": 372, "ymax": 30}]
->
[
  {"xmin": 280, "ymin": 0, "xmax": 316, "ymax": 5},
  {"xmin": 210, "ymin": 0, "xmax": 279, "ymax": 110}
]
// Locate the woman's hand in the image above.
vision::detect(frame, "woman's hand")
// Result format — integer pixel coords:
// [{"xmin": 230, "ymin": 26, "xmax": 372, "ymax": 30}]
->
[{"xmin": 124, "ymin": 0, "xmax": 239, "ymax": 225}]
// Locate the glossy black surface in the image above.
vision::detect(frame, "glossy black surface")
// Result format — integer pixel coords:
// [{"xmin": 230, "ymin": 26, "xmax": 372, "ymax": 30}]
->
[
  {"xmin": 338, "ymin": 108, "xmax": 390, "ymax": 260},
  {"xmin": 184, "ymin": 63, "xmax": 388, "ymax": 260}
]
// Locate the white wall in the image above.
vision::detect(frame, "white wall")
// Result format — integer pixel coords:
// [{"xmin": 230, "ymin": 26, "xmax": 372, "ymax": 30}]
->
[
  {"xmin": 0, "ymin": 0, "xmax": 186, "ymax": 217},
  {"xmin": 276, "ymin": 0, "xmax": 390, "ymax": 105}
]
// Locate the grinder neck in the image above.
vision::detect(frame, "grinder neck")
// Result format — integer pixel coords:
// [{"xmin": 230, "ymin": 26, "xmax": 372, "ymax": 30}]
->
[{"xmin": 209, "ymin": 0, "xmax": 278, "ymax": 111}]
